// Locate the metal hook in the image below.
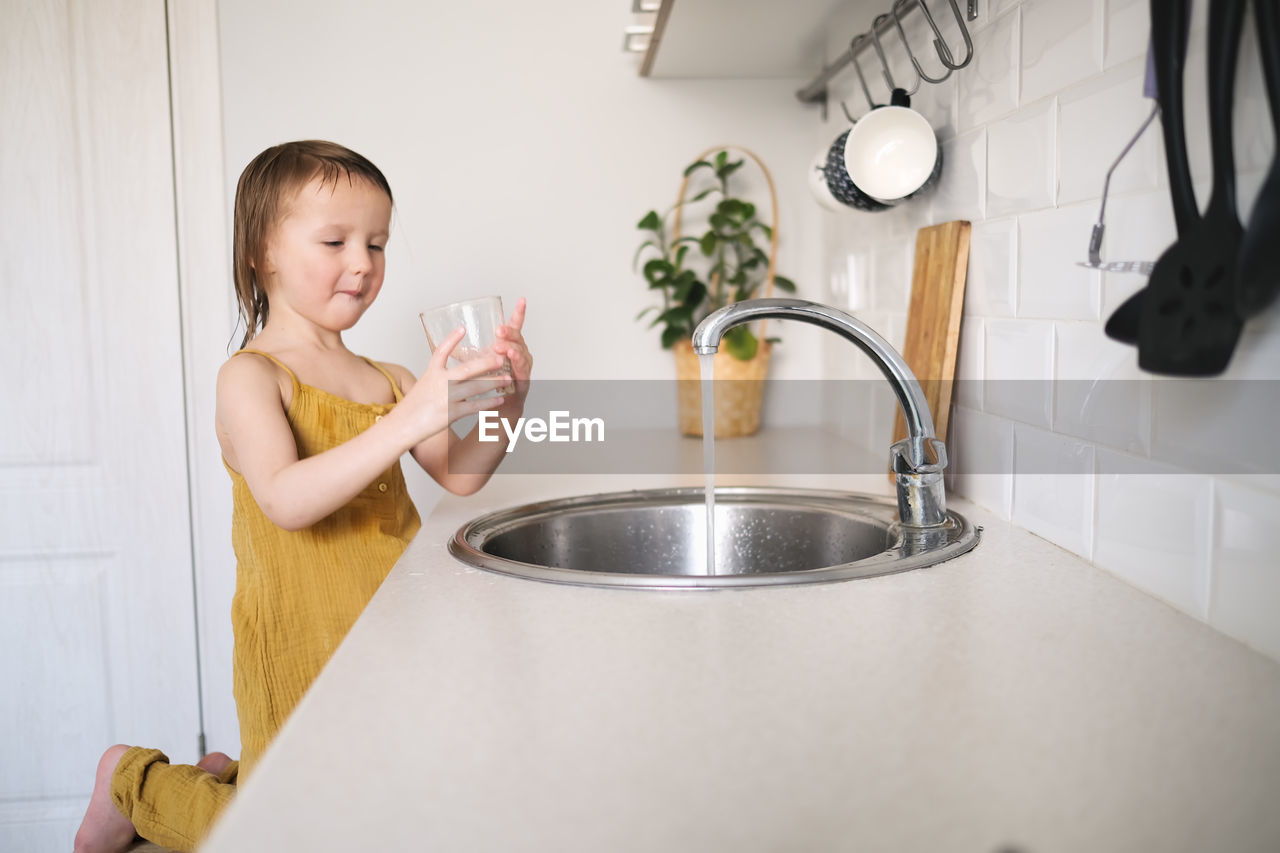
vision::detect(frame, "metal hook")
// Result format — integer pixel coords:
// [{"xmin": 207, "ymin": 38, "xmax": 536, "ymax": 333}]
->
[
  {"xmin": 844, "ymin": 33, "xmax": 885, "ymax": 113},
  {"xmin": 869, "ymin": 14, "xmax": 905, "ymax": 94},
  {"xmin": 892, "ymin": 0, "xmax": 952, "ymax": 84},
  {"xmin": 918, "ymin": 0, "xmax": 974, "ymax": 70}
]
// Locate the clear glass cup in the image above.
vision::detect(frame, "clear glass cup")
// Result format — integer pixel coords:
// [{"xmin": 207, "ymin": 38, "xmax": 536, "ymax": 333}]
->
[{"xmin": 418, "ymin": 295, "xmax": 513, "ymax": 381}]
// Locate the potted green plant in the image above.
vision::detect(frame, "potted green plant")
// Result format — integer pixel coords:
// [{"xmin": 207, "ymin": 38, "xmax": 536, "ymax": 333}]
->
[{"xmin": 633, "ymin": 147, "xmax": 797, "ymax": 437}]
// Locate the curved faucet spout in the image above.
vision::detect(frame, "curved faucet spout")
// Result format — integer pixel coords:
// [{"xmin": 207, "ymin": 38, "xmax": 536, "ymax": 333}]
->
[{"xmin": 692, "ymin": 298, "xmax": 949, "ymax": 527}]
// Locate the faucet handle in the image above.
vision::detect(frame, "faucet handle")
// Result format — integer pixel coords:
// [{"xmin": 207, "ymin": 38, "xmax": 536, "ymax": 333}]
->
[{"xmin": 889, "ymin": 436, "xmax": 948, "ymax": 475}]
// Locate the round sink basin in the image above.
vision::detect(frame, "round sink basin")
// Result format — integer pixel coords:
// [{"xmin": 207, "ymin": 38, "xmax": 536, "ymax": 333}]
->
[{"xmin": 449, "ymin": 487, "xmax": 979, "ymax": 589}]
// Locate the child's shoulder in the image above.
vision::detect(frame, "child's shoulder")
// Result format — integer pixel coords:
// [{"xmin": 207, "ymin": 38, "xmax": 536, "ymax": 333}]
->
[
  {"xmin": 217, "ymin": 348, "xmax": 291, "ymax": 401},
  {"xmin": 371, "ymin": 359, "xmax": 415, "ymax": 387}
]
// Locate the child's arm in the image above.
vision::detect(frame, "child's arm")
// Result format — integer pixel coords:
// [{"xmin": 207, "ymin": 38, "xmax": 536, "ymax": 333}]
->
[
  {"xmin": 394, "ymin": 298, "xmax": 535, "ymax": 496},
  {"xmin": 216, "ymin": 327, "xmax": 507, "ymax": 530}
]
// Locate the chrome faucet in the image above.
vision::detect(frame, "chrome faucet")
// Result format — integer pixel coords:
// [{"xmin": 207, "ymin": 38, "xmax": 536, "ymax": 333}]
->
[{"xmin": 692, "ymin": 298, "xmax": 949, "ymax": 527}]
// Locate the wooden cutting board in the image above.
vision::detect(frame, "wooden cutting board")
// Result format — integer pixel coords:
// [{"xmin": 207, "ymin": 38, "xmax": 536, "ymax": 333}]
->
[{"xmin": 891, "ymin": 220, "xmax": 971, "ymax": 452}]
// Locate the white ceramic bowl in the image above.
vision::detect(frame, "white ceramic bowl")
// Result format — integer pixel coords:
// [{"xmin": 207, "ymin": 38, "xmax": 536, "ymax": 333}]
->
[{"xmin": 843, "ymin": 106, "xmax": 939, "ymax": 203}]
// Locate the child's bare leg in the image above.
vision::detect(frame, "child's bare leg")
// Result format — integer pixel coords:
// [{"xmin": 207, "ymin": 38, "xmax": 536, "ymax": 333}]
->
[{"xmin": 74, "ymin": 744, "xmax": 136, "ymax": 853}]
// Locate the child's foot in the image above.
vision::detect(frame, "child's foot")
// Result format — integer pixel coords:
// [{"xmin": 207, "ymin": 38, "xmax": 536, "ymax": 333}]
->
[
  {"xmin": 196, "ymin": 751, "xmax": 233, "ymax": 778},
  {"xmin": 74, "ymin": 744, "xmax": 137, "ymax": 853}
]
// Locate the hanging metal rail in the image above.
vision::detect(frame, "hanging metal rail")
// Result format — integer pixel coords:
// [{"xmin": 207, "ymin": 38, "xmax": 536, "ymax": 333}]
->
[{"xmin": 796, "ymin": 0, "xmax": 977, "ymax": 108}]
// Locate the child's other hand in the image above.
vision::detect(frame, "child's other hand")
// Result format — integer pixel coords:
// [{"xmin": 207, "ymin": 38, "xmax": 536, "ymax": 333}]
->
[
  {"xmin": 402, "ymin": 326, "xmax": 509, "ymax": 441},
  {"xmin": 494, "ymin": 297, "xmax": 533, "ymax": 402}
]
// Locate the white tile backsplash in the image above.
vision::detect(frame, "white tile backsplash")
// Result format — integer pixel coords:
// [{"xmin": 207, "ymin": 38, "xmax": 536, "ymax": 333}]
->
[
  {"xmin": 1053, "ymin": 321, "xmax": 1150, "ymax": 455},
  {"xmin": 1016, "ymin": 203, "xmax": 1101, "ymax": 320},
  {"xmin": 1057, "ymin": 59, "xmax": 1162, "ymax": 206},
  {"xmin": 986, "ymin": 98, "xmax": 1056, "ymax": 217},
  {"xmin": 951, "ymin": 405, "xmax": 1014, "ymax": 518},
  {"xmin": 965, "ymin": 217, "xmax": 1017, "ymax": 318},
  {"xmin": 984, "ymin": 318, "xmax": 1053, "ymax": 427},
  {"xmin": 1012, "ymin": 423, "xmax": 1096, "ymax": 557},
  {"xmin": 1210, "ymin": 481, "xmax": 1280, "ymax": 660},
  {"xmin": 930, "ymin": 128, "xmax": 987, "ymax": 224},
  {"xmin": 1019, "ymin": 0, "xmax": 1103, "ymax": 105},
  {"xmin": 1095, "ymin": 190, "xmax": 1177, "ymax": 319},
  {"xmin": 955, "ymin": 316, "xmax": 984, "ymax": 410},
  {"xmin": 821, "ymin": 0, "xmax": 1280, "ymax": 662},
  {"xmin": 957, "ymin": 8, "xmax": 1020, "ymax": 131},
  {"xmin": 1103, "ymin": 0, "xmax": 1150, "ymax": 69},
  {"xmin": 870, "ymin": 239, "xmax": 912, "ymax": 313},
  {"xmin": 1094, "ymin": 450, "xmax": 1213, "ymax": 619}
]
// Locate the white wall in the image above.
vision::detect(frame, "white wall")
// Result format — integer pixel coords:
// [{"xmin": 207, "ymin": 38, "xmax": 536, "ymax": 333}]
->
[{"xmin": 816, "ymin": 0, "xmax": 1280, "ymax": 661}]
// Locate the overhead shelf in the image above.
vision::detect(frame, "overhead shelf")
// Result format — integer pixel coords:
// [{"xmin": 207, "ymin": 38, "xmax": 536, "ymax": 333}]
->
[{"xmin": 639, "ymin": 0, "xmax": 854, "ymax": 79}]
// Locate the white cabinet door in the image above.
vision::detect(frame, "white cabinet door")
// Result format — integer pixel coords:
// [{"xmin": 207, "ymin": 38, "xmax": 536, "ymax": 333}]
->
[{"xmin": 0, "ymin": 1, "xmax": 201, "ymax": 849}]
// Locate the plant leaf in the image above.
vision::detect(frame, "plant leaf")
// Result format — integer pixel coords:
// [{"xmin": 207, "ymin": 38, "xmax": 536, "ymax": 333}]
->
[
  {"xmin": 723, "ymin": 325, "xmax": 758, "ymax": 360},
  {"xmin": 687, "ymin": 187, "xmax": 715, "ymax": 203},
  {"xmin": 661, "ymin": 325, "xmax": 688, "ymax": 349},
  {"xmin": 656, "ymin": 304, "xmax": 694, "ymax": 327},
  {"xmin": 699, "ymin": 231, "xmax": 717, "ymax": 256},
  {"xmin": 714, "ymin": 151, "xmax": 729, "ymax": 169},
  {"xmin": 772, "ymin": 275, "xmax": 797, "ymax": 293},
  {"xmin": 683, "ymin": 159, "xmax": 715, "ymax": 177},
  {"xmin": 632, "ymin": 240, "xmax": 659, "ymax": 270},
  {"xmin": 637, "ymin": 210, "xmax": 661, "ymax": 231},
  {"xmin": 682, "ymin": 280, "xmax": 707, "ymax": 307},
  {"xmin": 643, "ymin": 258, "xmax": 674, "ymax": 281}
]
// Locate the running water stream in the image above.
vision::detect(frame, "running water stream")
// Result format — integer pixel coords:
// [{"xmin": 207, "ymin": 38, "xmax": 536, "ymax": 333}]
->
[{"xmin": 700, "ymin": 354, "xmax": 716, "ymax": 575}]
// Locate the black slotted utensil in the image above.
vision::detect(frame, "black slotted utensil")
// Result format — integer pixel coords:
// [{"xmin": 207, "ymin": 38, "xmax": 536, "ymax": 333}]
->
[
  {"xmin": 1105, "ymin": 0, "xmax": 1199, "ymax": 345},
  {"xmin": 1237, "ymin": 0, "xmax": 1280, "ymax": 317},
  {"xmin": 1136, "ymin": 0, "xmax": 1248, "ymax": 375}
]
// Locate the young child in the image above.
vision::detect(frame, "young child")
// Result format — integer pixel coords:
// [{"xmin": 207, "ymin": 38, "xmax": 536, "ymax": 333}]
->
[{"xmin": 74, "ymin": 140, "xmax": 532, "ymax": 852}]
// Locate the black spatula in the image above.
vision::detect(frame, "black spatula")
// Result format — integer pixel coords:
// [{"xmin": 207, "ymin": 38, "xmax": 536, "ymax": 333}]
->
[
  {"xmin": 1237, "ymin": 0, "xmax": 1280, "ymax": 317},
  {"xmin": 1105, "ymin": 0, "xmax": 1199, "ymax": 345},
  {"xmin": 1135, "ymin": 0, "xmax": 1247, "ymax": 376}
]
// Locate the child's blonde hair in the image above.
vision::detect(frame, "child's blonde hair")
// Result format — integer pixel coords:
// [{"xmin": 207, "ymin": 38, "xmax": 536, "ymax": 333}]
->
[{"xmin": 232, "ymin": 140, "xmax": 393, "ymax": 347}]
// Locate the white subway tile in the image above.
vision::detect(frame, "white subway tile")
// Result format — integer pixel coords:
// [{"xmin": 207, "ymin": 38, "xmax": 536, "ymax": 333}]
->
[
  {"xmin": 957, "ymin": 8, "xmax": 1020, "ymax": 131},
  {"xmin": 1095, "ymin": 190, "xmax": 1176, "ymax": 319},
  {"xmin": 1235, "ymin": 15, "xmax": 1275, "ymax": 174},
  {"xmin": 870, "ymin": 238, "xmax": 912, "ymax": 313},
  {"xmin": 1020, "ymin": 0, "xmax": 1103, "ymax": 105},
  {"xmin": 955, "ymin": 316, "xmax": 984, "ymax": 408},
  {"xmin": 1150, "ymin": 377, "xmax": 1278, "ymax": 477},
  {"xmin": 1058, "ymin": 59, "xmax": 1162, "ymax": 206},
  {"xmin": 950, "ymin": 405, "xmax": 1015, "ymax": 518},
  {"xmin": 965, "ymin": 217, "xmax": 1017, "ymax": 318},
  {"xmin": 987, "ymin": 99, "xmax": 1057, "ymax": 217},
  {"xmin": 1017, "ymin": 203, "xmax": 1102, "ymax": 320},
  {"xmin": 1209, "ymin": 480, "xmax": 1280, "ymax": 661},
  {"xmin": 1012, "ymin": 423, "xmax": 1096, "ymax": 558},
  {"xmin": 912, "ymin": 71, "xmax": 958, "ymax": 143},
  {"xmin": 930, "ymin": 128, "xmax": 987, "ymax": 224},
  {"xmin": 1053, "ymin": 321, "xmax": 1151, "ymax": 454},
  {"xmin": 984, "ymin": 318, "xmax": 1054, "ymax": 427},
  {"xmin": 1103, "ymin": 0, "xmax": 1150, "ymax": 68},
  {"xmin": 845, "ymin": 251, "xmax": 871, "ymax": 313},
  {"xmin": 962, "ymin": 213, "xmax": 1013, "ymax": 317},
  {"xmin": 972, "ymin": 0, "xmax": 1022, "ymax": 33},
  {"xmin": 1094, "ymin": 450, "xmax": 1212, "ymax": 619}
]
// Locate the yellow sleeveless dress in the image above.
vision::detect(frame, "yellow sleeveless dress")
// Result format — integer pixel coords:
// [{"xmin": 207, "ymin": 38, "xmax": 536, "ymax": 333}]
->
[{"xmin": 109, "ymin": 349, "xmax": 421, "ymax": 851}]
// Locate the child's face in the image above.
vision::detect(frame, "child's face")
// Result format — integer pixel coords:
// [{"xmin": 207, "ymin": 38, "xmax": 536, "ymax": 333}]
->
[{"xmin": 261, "ymin": 174, "xmax": 392, "ymax": 334}]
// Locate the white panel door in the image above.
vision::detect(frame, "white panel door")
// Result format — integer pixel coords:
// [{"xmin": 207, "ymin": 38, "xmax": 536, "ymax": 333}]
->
[{"xmin": 0, "ymin": 1, "xmax": 202, "ymax": 849}]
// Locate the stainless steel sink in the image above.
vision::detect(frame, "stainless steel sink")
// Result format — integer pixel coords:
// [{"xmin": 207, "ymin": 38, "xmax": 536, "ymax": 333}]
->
[{"xmin": 449, "ymin": 487, "xmax": 979, "ymax": 589}]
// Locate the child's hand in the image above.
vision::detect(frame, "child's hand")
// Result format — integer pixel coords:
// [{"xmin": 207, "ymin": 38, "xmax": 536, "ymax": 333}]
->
[
  {"xmin": 493, "ymin": 297, "xmax": 533, "ymax": 404},
  {"xmin": 400, "ymin": 326, "xmax": 510, "ymax": 442}
]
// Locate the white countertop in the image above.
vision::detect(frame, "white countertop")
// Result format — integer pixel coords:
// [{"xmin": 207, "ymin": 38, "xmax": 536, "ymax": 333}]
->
[{"xmin": 201, "ymin": 464, "xmax": 1280, "ymax": 853}]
